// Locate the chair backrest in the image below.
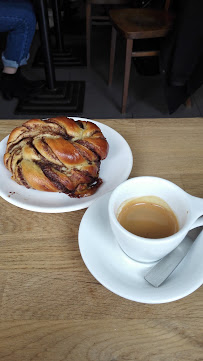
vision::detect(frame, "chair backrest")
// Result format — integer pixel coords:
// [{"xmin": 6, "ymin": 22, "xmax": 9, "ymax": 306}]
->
[{"xmin": 164, "ymin": 0, "xmax": 171, "ymax": 11}]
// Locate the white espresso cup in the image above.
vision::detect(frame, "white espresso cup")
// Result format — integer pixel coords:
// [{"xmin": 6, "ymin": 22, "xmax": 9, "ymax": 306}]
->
[{"xmin": 108, "ymin": 176, "xmax": 203, "ymax": 263}]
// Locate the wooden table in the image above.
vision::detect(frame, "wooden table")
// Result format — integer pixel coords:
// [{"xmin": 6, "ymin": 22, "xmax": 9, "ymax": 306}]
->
[{"xmin": 0, "ymin": 118, "xmax": 202, "ymax": 361}]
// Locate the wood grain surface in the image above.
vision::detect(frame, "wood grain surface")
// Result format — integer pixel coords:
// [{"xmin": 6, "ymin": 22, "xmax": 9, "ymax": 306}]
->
[{"xmin": 0, "ymin": 118, "xmax": 202, "ymax": 361}]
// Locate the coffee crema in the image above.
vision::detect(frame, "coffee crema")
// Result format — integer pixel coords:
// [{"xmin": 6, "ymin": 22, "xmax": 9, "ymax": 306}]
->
[{"xmin": 117, "ymin": 196, "xmax": 179, "ymax": 239}]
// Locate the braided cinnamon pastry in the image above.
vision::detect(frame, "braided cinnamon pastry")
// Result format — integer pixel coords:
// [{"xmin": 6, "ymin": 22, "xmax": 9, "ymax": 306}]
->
[{"xmin": 4, "ymin": 117, "xmax": 109, "ymax": 198}]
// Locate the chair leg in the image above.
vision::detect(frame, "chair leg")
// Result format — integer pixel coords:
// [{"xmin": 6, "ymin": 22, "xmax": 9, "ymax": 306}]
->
[
  {"xmin": 185, "ymin": 97, "xmax": 192, "ymax": 108},
  {"xmin": 86, "ymin": 2, "xmax": 91, "ymax": 67},
  {"xmin": 108, "ymin": 26, "xmax": 117, "ymax": 86},
  {"xmin": 122, "ymin": 38, "xmax": 133, "ymax": 114}
]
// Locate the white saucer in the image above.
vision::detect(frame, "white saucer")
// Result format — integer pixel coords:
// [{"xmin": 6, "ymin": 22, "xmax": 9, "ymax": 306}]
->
[
  {"xmin": 0, "ymin": 118, "xmax": 133, "ymax": 213},
  {"xmin": 78, "ymin": 192, "xmax": 203, "ymax": 304}
]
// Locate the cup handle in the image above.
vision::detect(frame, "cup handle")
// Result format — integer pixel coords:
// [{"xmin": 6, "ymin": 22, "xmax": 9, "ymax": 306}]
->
[
  {"xmin": 191, "ymin": 195, "xmax": 203, "ymax": 218},
  {"xmin": 190, "ymin": 216, "xmax": 203, "ymax": 230}
]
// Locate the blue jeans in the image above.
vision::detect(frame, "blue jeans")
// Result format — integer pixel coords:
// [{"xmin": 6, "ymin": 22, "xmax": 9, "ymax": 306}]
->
[{"xmin": 0, "ymin": 0, "xmax": 36, "ymax": 68}]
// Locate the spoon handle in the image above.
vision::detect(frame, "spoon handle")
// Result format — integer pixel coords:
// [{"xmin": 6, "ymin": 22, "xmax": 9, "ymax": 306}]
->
[{"xmin": 144, "ymin": 235, "xmax": 194, "ymax": 287}]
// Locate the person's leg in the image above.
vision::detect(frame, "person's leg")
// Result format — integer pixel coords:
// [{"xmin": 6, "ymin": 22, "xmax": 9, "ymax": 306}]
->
[
  {"xmin": 0, "ymin": 0, "xmax": 36, "ymax": 71},
  {"xmin": 0, "ymin": 0, "xmax": 43, "ymax": 99}
]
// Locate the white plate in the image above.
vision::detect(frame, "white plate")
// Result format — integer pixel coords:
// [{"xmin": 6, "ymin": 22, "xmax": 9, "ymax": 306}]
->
[
  {"xmin": 0, "ymin": 118, "xmax": 133, "ymax": 213},
  {"xmin": 78, "ymin": 192, "xmax": 203, "ymax": 304}
]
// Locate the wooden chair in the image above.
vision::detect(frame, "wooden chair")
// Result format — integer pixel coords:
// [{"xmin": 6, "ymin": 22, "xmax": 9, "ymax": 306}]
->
[
  {"xmin": 108, "ymin": 0, "xmax": 174, "ymax": 113},
  {"xmin": 86, "ymin": 0, "xmax": 130, "ymax": 67}
]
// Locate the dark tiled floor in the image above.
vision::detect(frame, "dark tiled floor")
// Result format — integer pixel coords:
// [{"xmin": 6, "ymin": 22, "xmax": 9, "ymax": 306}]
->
[{"xmin": 0, "ymin": 26, "xmax": 203, "ymax": 119}]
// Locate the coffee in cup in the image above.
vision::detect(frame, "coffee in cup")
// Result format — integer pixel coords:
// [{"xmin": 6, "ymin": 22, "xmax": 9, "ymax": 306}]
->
[{"xmin": 117, "ymin": 196, "xmax": 179, "ymax": 239}]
